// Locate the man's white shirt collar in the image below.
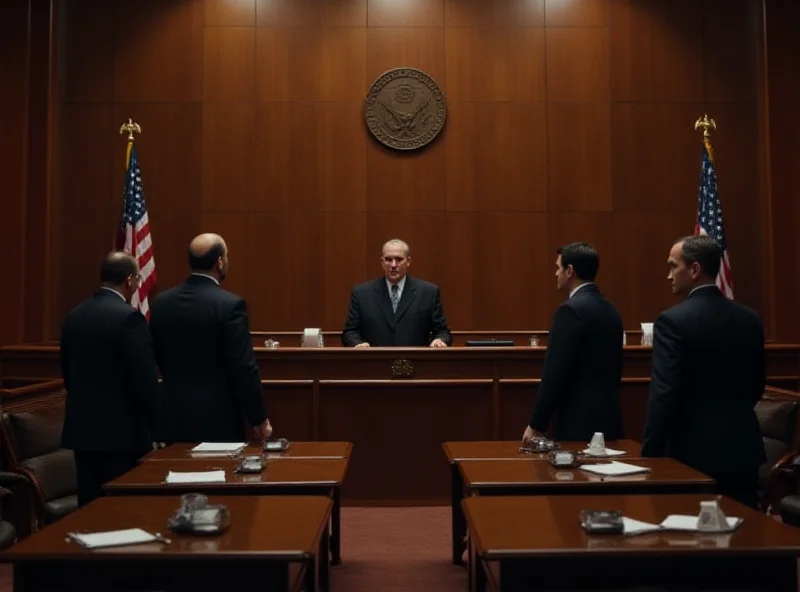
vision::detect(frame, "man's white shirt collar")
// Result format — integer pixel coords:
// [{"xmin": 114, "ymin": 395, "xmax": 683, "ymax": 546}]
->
[
  {"xmin": 192, "ymin": 272, "xmax": 220, "ymax": 285},
  {"xmin": 100, "ymin": 287, "xmax": 126, "ymax": 301},
  {"xmin": 386, "ymin": 275, "xmax": 407, "ymax": 297},
  {"xmin": 688, "ymin": 283, "xmax": 716, "ymax": 297},
  {"xmin": 569, "ymin": 282, "xmax": 594, "ymax": 299}
]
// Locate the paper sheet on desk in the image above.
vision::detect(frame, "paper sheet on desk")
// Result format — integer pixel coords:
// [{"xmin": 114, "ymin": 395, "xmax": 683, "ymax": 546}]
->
[
  {"xmin": 190, "ymin": 442, "xmax": 246, "ymax": 454},
  {"xmin": 582, "ymin": 447, "xmax": 627, "ymax": 457},
  {"xmin": 165, "ymin": 470, "xmax": 226, "ymax": 484},
  {"xmin": 579, "ymin": 461, "xmax": 651, "ymax": 476},
  {"xmin": 68, "ymin": 528, "xmax": 158, "ymax": 549},
  {"xmin": 622, "ymin": 517, "xmax": 661, "ymax": 535},
  {"xmin": 660, "ymin": 515, "xmax": 742, "ymax": 532}
]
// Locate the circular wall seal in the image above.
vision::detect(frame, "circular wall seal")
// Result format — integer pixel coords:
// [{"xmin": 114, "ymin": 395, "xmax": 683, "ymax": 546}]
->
[{"xmin": 364, "ymin": 68, "xmax": 446, "ymax": 151}]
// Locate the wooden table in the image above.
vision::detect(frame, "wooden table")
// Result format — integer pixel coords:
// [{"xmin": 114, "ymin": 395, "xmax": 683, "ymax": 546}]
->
[
  {"xmin": 142, "ymin": 441, "xmax": 353, "ymax": 461},
  {"xmin": 103, "ymin": 457, "xmax": 348, "ymax": 565},
  {"xmin": 0, "ymin": 495, "xmax": 331, "ymax": 592},
  {"xmin": 442, "ymin": 439, "xmax": 643, "ymax": 565},
  {"xmin": 463, "ymin": 494, "xmax": 800, "ymax": 592}
]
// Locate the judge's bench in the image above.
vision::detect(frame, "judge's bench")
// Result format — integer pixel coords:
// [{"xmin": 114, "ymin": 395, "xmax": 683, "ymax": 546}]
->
[{"xmin": 1, "ymin": 331, "xmax": 799, "ymax": 506}]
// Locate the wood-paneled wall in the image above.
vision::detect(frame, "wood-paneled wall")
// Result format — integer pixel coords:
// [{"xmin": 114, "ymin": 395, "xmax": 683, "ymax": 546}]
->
[{"xmin": 1, "ymin": 0, "xmax": 798, "ymax": 345}]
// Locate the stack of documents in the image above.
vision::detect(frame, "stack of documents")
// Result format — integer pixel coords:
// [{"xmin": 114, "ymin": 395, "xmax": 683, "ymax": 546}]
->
[
  {"xmin": 189, "ymin": 442, "xmax": 246, "ymax": 456},
  {"xmin": 579, "ymin": 461, "xmax": 651, "ymax": 476},
  {"xmin": 165, "ymin": 470, "xmax": 226, "ymax": 484},
  {"xmin": 621, "ymin": 515, "xmax": 742, "ymax": 536},
  {"xmin": 67, "ymin": 528, "xmax": 159, "ymax": 549}
]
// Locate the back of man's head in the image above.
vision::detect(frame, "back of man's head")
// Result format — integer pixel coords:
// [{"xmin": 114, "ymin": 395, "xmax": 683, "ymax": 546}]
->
[
  {"xmin": 188, "ymin": 234, "xmax": 226, "ymax": 272},
  {"xmin": 677, "ymin": 234, "xmax": 721, "ymax": 279},
  {"xmin": 100, "ymin": 252, "xmax": 138, "ymax": 285},
  {"xmin": 556, "ymin": 242, "xmax": 599, "ymax": 282}
]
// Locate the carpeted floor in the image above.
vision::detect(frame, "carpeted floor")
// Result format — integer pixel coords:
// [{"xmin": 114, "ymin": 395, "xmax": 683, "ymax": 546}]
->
[
  {"xmin": 333, "ymin": 506, "xmax": 466, "ymax": 591},
  {"xmin": 0, "ymin": 506, "xmax": 466, "ymax": 592}
]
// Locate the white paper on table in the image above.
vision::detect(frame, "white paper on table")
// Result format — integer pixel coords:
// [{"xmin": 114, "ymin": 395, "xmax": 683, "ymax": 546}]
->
[
  {"xmin": 660, "ymin": 514, "xmax": 742, "ymax": 532},
  {"xmin": 190, "ymin": 442, "xmax": 246, "ymax": 454},
  {"xmin": 622, "ymin": 517, "xmax": 662, "ymax": 536},
  {"xmin": 579, "ymin": 461, "xmax": 651, "ymax": 476},
  {"xmin": 165, "ymin": 470, "xmax": 226, "ymax": 484},
  {"xmin": 68, "ymin": 528, "xmax": 158, "ymax": 549},
  {"xmin": 582, "ymin": 447, "xmax": 627, "ymax": 457}
]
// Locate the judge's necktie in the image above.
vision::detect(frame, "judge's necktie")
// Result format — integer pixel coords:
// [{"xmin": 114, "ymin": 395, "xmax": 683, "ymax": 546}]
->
[{"xmin": 391, "ymin": 284, "xmax": 399, "ymax": 313}]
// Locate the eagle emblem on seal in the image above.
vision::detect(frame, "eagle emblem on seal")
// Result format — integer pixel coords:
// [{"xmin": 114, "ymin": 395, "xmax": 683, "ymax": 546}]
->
[{"xmin": 364, "ymin": 68, "xmax": 446, "ymax": 151}]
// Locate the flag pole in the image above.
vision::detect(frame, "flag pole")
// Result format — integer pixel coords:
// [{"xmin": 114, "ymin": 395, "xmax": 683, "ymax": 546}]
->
[
  {"xmin": 694, "ymin": 114, "xmax": 717, "ymax": 159},
  {"xmin": 119, "ymin": 118, "xmax": 142, "ymax": 167}
]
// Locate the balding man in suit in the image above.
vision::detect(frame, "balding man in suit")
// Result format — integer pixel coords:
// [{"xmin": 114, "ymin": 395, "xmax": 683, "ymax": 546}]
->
[
  {"xmin": 150, "ymin": 233, "xmax": 272, "ymax": 444},
  {"xmin": 61, "ymin": 252, "xmax": 161, "ymax": 506},
  {"xmin": 342, "ymin": 239, "xmax": 451, "ymax": 348}
]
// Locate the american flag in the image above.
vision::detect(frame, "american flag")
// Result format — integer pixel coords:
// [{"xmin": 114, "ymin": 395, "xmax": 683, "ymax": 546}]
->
[
  {"xmin": 115, "ymin": 145, "xmax": 156, "ymax": 318},
  {"xmin": 695, "ymin": 137, "xmax": 734, "ymax": 299}
]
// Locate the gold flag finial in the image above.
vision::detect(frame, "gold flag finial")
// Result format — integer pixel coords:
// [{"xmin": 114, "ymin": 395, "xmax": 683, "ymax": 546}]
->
[
  {"xmin": 694, "ymin": 114, "xmax": 716, "ymax": 138},
  {"xmin": 119, "ymin": 118, "xmax": 142, "ymax": 142}
]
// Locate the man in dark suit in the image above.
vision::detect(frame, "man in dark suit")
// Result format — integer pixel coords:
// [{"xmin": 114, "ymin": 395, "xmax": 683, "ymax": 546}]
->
[
  {"xmin": 642, "ymin": 235, "xmax": 765, "ymax": 508},
  {"xmin": 61, "ymin": 252, "xmax": 160, "ymax": 507},
  {"xmin": 149, "ymin": 233, "xmax": 272, "ymax": 443},
  {"xmin": 523, "ymin": 243, "xmax": 624, "ymax": 443},
  {"xmin": 342, "ymin": 239, "xmax": 451, "ymax": 347}
]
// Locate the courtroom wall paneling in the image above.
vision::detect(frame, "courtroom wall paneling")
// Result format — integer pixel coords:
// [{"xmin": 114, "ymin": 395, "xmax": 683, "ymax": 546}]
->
[
  {"xmin": 444, "ymin": 0, "xmax": 545, "ymax": 27},
  {"xmin": 205, "ymin": 0, "xmax": 257, "ymax": 27},
  {"xmin": 764, "ymin": 0, "xmax": 800, "ymax": 344},
  {"xmin": 203, "ymin": 26, "xmax": 256, "ymax": 103},
  {"xmin": 544, "ymin": 0, "xmax": 606, "ymax": 27},
  {"xmin": 61, "ymin": 0, "xmax": 114, "ymax": 103},
  {"xmin": 545, "ymin": 27, "xmax": 609, "ymax": 103},
  {"xmin": 48, "ymin": 0, "xmax": 773, "ymax": 339},
  {"xmin": 112, "ymin": 0, "xmax": 203, "ymax": 103},
  {"xmin": 445, "ymin": 102, "xmax": 548, "ymax": 212},
  {"xmin": 608, "ymin": 0, "xmax": 705, "ymax": 103},
  {"xmin": 368, "ymin": 0, "xmax": 444, "ymax": 27},
  {"xmin": 546, "ymin": 102, "xmax": 612, "ymax": 212},
  {"xmin": 255, "ymin": 0, "xmax": 367, "ymax": 27},
  {"xmin": 443, "ymin": 213, "xmax": 551, "ymax": 331},
  {"xmin": 0, "ymin": 0, "xmax": 29, "ymax": 346},
  {"xmin": 57, "ymin": 105, "xmax": 116, "ymax": 324}
]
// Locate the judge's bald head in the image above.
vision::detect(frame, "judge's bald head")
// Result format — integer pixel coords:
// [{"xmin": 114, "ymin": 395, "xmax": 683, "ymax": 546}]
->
[{"xmin": 188, "ymin": 233, "xmax": 229, "ymax": 281}]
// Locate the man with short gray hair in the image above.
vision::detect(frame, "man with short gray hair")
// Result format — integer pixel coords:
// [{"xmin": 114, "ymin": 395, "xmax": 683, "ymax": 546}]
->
[{"xmin": 342, "ymin": 239, "xmax": 451, "ymax": 347}]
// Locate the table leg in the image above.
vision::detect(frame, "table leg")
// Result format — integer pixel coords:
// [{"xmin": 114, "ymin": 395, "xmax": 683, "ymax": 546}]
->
[
  {"xmin": 451, "ymin": 461, "xmax": 466, "ymax": 565},
  {"xmin": 330, "ymin": 486, "xmax": 342, "ymax": 565}
]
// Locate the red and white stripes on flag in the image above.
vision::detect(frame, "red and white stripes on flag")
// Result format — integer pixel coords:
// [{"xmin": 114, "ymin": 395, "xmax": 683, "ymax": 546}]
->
[
  {"xmin": 115, "ymin": 144, "xmax": 156, "ymax": 318},
  {"xmin": 695, "ymin": 137, "xmax": 734, "ymax": 299}
]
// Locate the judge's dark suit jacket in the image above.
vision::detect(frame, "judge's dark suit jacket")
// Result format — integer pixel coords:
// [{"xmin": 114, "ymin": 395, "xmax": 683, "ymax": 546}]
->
[
  {"xmin": 149, "ymin": 275, "xmax": 267, "ymax": 442},
  {"xmin": 341, "ymin": 276, "xmax": 452, "ymax": 347},
  {"xmin": 529, "ymin": 284, "xmax": 624, "ymax": 441},
  {"xmin": 60, "ymin": 290, "xmax": 160, "ymax": 454},
  {"xmin": 641, "ymin": 286, "xmax": 766, "ymax": 475}
]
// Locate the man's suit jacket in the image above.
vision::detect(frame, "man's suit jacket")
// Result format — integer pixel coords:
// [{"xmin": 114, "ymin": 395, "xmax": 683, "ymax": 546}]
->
[
  {"xmin": 149, "ymin": 275, "xmax": 267, "ymax": 442},
  {"xmin": 529, "ymin": 284, "xmax": 624, "ymax": 441},
  {"xmin": 341, "ymin": 276, "xmax": 452, "ymax": 347},
  {"xmin": 60, "ymin": 290, "xmax": 160, "ymax": 454},
  {"xmin": 641, "ymin": 286, "xmax": 766, "ymax": 474}
]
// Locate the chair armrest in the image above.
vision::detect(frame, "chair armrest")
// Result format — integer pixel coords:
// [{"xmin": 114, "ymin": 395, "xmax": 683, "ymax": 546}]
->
[
  {"xmin": 0, "ymin": 471, "xmax": 35, "ymax": 539},
  {"xmin": 762, "ymin": 450, "xmax": 800, "ymax": 514}
]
